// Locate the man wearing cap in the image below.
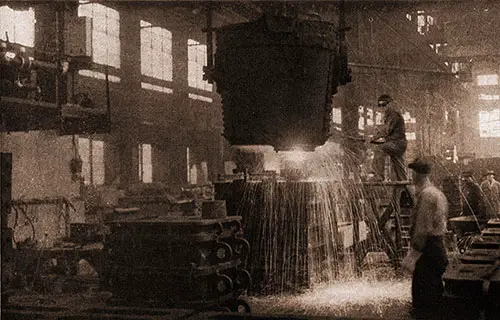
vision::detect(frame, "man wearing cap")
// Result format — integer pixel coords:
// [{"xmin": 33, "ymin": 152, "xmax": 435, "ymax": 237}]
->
[
  {"xmin": 371, "ymin": 94, "xmax": 408, "ymax": 181},
  {"xmin": 480, "ymin": 170, "xmax": 500, "ymax": 218},
  {"xmin": 402, "ymin": 157, "xmax": 448, "ymax": 318},
  {"xmin": 461, "ymin": 171, "xmax": 486, "ymax": 218}
]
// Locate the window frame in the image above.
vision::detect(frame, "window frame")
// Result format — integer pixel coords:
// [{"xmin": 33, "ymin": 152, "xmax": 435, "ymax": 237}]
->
[
  {"xmin": 78, "ymin": 137, "xmax": 105, "ymax": 185},
  {"xmin": 140, "ymin": 20, "xmax": 173, "ymax": 85},
  {"xmin": 479, "ymin": 109, "xmax": 500, "ymax": 138},
  {"xmin": 477, "ymin": 74, "xmax": 499, "ymax": 86},
  {"xmin": 78, "ymin": 2, "xmax": 121, "ymax": 69},
  {"xmin": 0, "ymin": 6, "xmax": 35, "ymax": 47},
  {"xmin": 187, "ymin": 38, "xmax": 212, "ymax": 93},
  {"xmin": 138, "ymin": 143, "xmax": 153, "ymax": 183}
]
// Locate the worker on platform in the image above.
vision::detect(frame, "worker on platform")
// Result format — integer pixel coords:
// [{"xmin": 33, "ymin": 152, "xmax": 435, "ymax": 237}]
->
[
  {"xmin": 402, "ymin": 157, "xmax": 448, "ymax": 319},
  {"xmin": 371, "ymin": 94, "xmax": 408, "ymax": 181},
  {"xmin": 480, "ymin": 170, "xmax": 500, "ymax": 218},
  {"xmin": 461, "ymin": 171, "xmax": 486, "ymax": 219}
]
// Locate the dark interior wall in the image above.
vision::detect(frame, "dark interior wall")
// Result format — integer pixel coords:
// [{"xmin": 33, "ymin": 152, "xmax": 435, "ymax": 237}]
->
[
  {"xmin": 68, "ymin": 3, "xmax": 226, "ymax": 186},
  {"xmin": 1, "ymin": 1, "xmax": 229, "ymax": 196},
  {"xmin": 340, "ymin": 4, "xmax": 462, "ymax": 162},
  {"xmin": 461, "ymin": 59, "xmax": 500, "ymax": 158}
]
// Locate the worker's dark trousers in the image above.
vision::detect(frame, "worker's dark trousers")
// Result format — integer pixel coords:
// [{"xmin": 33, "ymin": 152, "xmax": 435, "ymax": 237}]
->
[
  {"xmin": 412, "ymin": 236, "xmax": 448, "ymax": 319},
  {"xmin": 373, "ymin": 139, "xmax": 408, "ymax": 181}
]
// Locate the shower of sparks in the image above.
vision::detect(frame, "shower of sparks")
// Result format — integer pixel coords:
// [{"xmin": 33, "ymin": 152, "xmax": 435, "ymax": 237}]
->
[
  {"xmin": 235, "ymin": 142, "xmax": 401, "ymax": 295},
  {"xmin": 248, "ymin": 279, "xmax": 412, "ymax": 318}
]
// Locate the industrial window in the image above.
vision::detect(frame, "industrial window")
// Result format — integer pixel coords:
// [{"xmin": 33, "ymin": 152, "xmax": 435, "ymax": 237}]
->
[
  {"xmin": 479, "ymin": 109, "xmax": 500, "ymax": 138},
  {"xmin": 187, "ymin": 39, "xmax": 212, "ymax": 92},
  {"xmin": 141, "ymin": 82, "xmax": 173, "ymax": 94},
  {"xmin": 403, "ymin": 111, "xmax": 417, "ymax": 140},
  {"xmin": 138, "ymin": 143, "xmax": 153, "ymax": 183},
  {"xmin": 188, "ymin": 93, "xmax": 212, "ymax": 102},
  {"xmin": 477, "ymin": 74, "xmax": 499, "ymax": 86},
  {"xmin": 375, "ymin": 111, "xmax": 383, "ymax": 125},
  {"xmin": 429, "ymin": 43, "xmax": 446, "ymax": 55},
  {"xmin": 140, "ymin": 20, "xmax": 172, "ymax": 85},
  {"xmin": 417, "ymin": 11, "xmax": 434, "ymax": 35},
  {"xmin": 78, "ymin": 3, "xmax": 120, "ymax": 68},
  {"xmin": 77, "ymin": 70, "xmax": 120, "ymax": 82},
  {"xmin": 366, "ymin": 108, "xmax": 374, "ymax": 126},
  {"xmin": 479, "ymin": 94, "xmax": 500, "ymax": 101},
  {"xmin": 451, "ymin": 62, "xmax": 468, "ymax": 74},
  {"xmin": 79, "ymin": 137, "xmax": 105, "ymax": 185},
  {"xmin": 331, "ymin": 108, "xmax": 342, "ymax": 125},
  {"xmin": 0, "ymin": 6, "xmax": 35, "ymax": 47},
  {"xmin": 358, "ymin": 106, "xmax": 365, "ymax": 130}
]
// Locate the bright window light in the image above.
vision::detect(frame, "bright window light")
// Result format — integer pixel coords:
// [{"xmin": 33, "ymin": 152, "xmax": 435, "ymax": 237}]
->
[
  {"xmin": 406, "ymin": 132, "xmax": 417, "ymax": 140},
  {"xmin": 78, "ymin": 69, "xmax": 121, "ymax": 82},
  {"xmin": 79, "ymin": 137, "xmax": 105, "ymax": 185},
  {"xmin": 78, "ymin": 3, "xmax": 120, "ymax": 68},
  {"xmin": 332, "ymin": 108, "xmax": 342, "ymax": 124},
  {"xmin": 140, "ymin": 20, "xmax": 172, "ymax": 82},
  {"xmin": 187, "ymin": 39, "xmax": 212, "ymax": 91},
  {"xmin": 138, "ymin": 143, "xmax": 153, "ymax": 183},
  {"xmin": 479, "ymin": 109, "xmax": 500, "ymax": 137},
  {"xmin": 366, "ymin": 108, "xmax": 374, "ymax": 126},
  {"xmin": 188, "ymin": 93, "xmax": 212, "ymax": 102},
  {"xmin": 479, "ymin": 94, "xmax": 500, "ymax": 101},
  {"xmin": 141, "ymin": 82, "xmax": 173, "ymax": 94},
  {"xmin": 358, "ymin": 106, "xmax": 365, "ymax": 130},
  {"xmin": 375, "ymin": 111, "xmax": 383, "ymax": 125},
  {"xmin": 477, "ymin": 74, "xmax": 499, "ymax": 86},
  {"xmin": 0, "ymin": 6, "xmax": 35, "ymax": 47}
]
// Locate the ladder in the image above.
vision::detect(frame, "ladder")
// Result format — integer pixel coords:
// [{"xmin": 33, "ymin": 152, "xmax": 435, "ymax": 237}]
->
[{"xmin": 362, "ymin": 181, "xmax": 414, "ymax": 269}]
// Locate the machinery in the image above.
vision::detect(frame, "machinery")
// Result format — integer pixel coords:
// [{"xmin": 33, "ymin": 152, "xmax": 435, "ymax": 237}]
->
[
  {"xmin": 1, "ymin": 31, "xmax": 109, "ymax": 134},
  {"xmin": 101, "ymin": 214, "xmax": 251, "ymax": 312},
  {"xmin": 443, "ymin": 218, "xmax": 500, "ymax": 317},
  {"xmin": 211, "ymin": 13, "xmax": 350, "ymax": 151}
]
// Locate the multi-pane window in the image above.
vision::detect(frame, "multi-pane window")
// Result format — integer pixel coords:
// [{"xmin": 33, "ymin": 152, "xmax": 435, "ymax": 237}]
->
[
  {"xmin": 477, "ymin": 74, "xmax": 499, "ymax": 86},
  {"xmin": 78, "ymin": 3, "xmax": 120, "ymax": 68},
  {"xmin": 366, "ymin": 108, "xmax": 374, "ymax": 126},
  {"xmin": 417, "ymin": 11, "xmax": 434, "ymax": 35},
  {"xmin": 375, "ymin": 111, "xmax": 383, "ymax": 125},
  {"xmin": 331, "ymin": 108, "xmax": 342, "ymax": 125},
  {"xmin": 358, "ymin": 106, "xmax": 365, "ymax": 130},
  {"xmin": 403, "ymin": 111, "xmax": 417, "ymax": 140},
  {"xmin": 187, "ymin": 39, "xmax": 212, "ymax": 92},
  {"xmin": 138, "ymin": 144, "xmax": 153, "ymax": 183},
  {"xmin": 140, "ymin": 20, "xmax": 172, "ymax": 82},
  {"xmin": 479, "ymin": 109, "xmax": 500, "ymax": 138},
  {"xmin": 451, "ymin": 62, "xmax": 468, "ymax": 74},
  {"xmin": 479, "ymin": 94, "xmax": 500, "ymax": 101},
  {"xmin": 429, "ymin": 43, "xmax": 445, "ymax": 55},
  {"xmin": 79, "ymin": 138, "xmax": 105, "ymax": 185},
  {"xmin": 0, "ymin": 6, "xmax": 35, "ymax": 47}
]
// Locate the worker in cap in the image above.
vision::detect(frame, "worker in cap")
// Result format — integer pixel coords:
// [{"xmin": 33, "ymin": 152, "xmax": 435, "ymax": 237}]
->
[
  {"xmin": 460, "ymin": 170, "xmax": 486, "ymax": 219},
  {"xmin": 403, "ymin": 157, "xmax": 448, "ymax": 318},
  {"xmin": 480, "ymin": 169, "xmax": 500, "ymax": 218},
  {"xmin": 378, "ymin": 94, "xmax": 393, "ymax": 106},
  {"xmin": 370, "ymin": 94, "xmax": 408, "ymax": 181}
]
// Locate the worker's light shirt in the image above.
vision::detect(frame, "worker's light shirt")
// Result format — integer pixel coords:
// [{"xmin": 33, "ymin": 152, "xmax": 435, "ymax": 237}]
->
[{"xmin": 410, "ymin": 181, "xmax": 448, "ymax": 252}]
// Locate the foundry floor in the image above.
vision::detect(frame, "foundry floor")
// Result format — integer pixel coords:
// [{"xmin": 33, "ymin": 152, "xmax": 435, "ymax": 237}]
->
[
  {"xmin": 2, "ymin": 254, "xmax": 497, "ymax": 320},
  {"xmin": 2, "ymin": 281, "xmax": 498, "ymax": 320}
]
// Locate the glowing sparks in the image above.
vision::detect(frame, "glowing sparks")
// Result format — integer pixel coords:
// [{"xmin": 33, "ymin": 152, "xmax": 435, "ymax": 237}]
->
[
  {"xmin": 279, "ymin": 149, "xmax": 309, "ymax": 164},
  {"xmin": 248, "ymin": 279, "xmax": 411, "ymax": 318}
]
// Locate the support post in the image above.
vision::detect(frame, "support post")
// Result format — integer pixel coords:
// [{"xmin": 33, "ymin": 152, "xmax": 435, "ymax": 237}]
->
[
  {"xmin": 1, "ymin": 152, "xmax": 14, "ymax": 304},
  {"xmin": 1, "ymin": 152, "xmax": 12, "ymax": 229}
]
